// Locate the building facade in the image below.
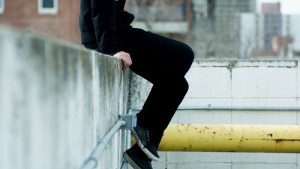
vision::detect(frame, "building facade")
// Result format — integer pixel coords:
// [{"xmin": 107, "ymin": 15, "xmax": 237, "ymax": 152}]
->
[
  {"xmin": 128, "ymin": 0, "xmax": 193, "ymax": 41},
  {"xmin": 191, "ymin": 0, "xmax": 257, "ymax": 59},
  {"xmin": 0, "ymin": 0, "xmax": 81, "ymax": 44},
  {"xmin": 236, "ymin": 2, "xmax": 300, "ymax": 58},
  {"xmin": 0, "ymin": 0, "xmax": 193, "ymax": 46},
  {"xmin": 261, "ymin": 3, "xmax": 282, "ymax": 51}
]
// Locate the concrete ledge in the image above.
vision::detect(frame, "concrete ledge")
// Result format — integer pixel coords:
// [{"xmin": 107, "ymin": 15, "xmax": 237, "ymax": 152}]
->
[
  {"xmin": 0, "ymin": 27, "xmax": 130, "ymax": 169},
  {"xmin": 192, "ymin": 60, "xmax": 298, "ymax": 68}
]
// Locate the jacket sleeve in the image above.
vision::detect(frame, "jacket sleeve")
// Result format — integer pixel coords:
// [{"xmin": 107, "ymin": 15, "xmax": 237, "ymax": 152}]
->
[{"xmin": 91, "ymin": 0, "xmax": 120, "ymax": 56}]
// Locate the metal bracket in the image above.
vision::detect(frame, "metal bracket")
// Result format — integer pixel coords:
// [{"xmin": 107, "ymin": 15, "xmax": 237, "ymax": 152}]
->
[{"xmin": 119, "ymin": 114, "xmax": 137, "ymax": 130}]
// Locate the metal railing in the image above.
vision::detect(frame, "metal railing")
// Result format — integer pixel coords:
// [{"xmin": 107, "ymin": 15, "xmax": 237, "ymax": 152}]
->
[
  {"xmin": 79, "ymin": 105, "xmax": 300, "ymax": 169},
  {"xmin": 131, "ymin": 105, "xmax": 300, "ymax": 111},
  {"xmin": 80, "ymin": 120, "xmax": 126, "ymax": 169},
  {"xmin": 79, "ymin": 114, "xmax": 136, "ymax": 169}
]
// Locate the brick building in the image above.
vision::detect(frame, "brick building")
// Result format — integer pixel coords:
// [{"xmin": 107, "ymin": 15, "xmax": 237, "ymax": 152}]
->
[
  {"xmin": 0, "ymin": 0, "xmax": 192, "ymax": 45},
  {"xmin": 0, "ymin": 0, "xmax": 81, "ymax": 44}
]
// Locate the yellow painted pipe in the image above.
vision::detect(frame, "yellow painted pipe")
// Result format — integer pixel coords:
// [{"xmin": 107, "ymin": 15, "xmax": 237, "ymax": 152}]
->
[{"xmin": 132, "ymin": 124, "xmax": 300, "ymax": 152}]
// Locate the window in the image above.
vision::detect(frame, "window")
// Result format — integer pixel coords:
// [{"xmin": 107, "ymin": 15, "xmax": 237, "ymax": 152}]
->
[
  {"xmin": 38, "ymin": 0, "xmax": 58, "ymax": 14},
  {"xmin": 0, "ymin": 0, "xmax": 4, "ymax": 14}
]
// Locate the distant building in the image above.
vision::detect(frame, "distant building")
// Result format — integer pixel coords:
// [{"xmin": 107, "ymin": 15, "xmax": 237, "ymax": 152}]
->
[
  {"xmin": 128, "ymin": 0, "xmax": 193, "ymax": 41},
  {"xmin": 0, "ymin": 0, "xmax": 81, "ymax": 44},
  {"xmin": 0, "ymin": 0, "xmax": 194, "ymax": 45},
  {"xmin": 236, "ymin": 1, "xmax": 300, "ymax": 58},
  {"xmin": 264, "ymin": 14, "xmax": 282, "ymax": 50},
  {"xmin": 215, "ymin": 0, "xmax": 257, "ymax": 57},
  {"xmin": 237, "ymin": 14, "xmax": 300, "ymax": 58},
  {"xmin": 261, "ymin": 2, "xmax": 281, "ymax": 14},
  {"xmin": 261, "ymin": 2, "xmax": 282, "ymax": 50},
  {"xmin": 237, "ymin": 13, "xmax": 264, "ymax": 57},
  {"xmin": 282, "ymin": 15, "xmax": 300, "ymax": 56},
  {"xmin": 191, "ymin": 0, "xmax": 257, "ymax": 58}
]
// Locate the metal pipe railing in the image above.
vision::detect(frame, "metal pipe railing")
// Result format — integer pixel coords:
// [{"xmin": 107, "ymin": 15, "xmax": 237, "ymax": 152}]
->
[
  {"xmin": 80, "ymin": 119, "xmax": 126, "ymax": 169},
  {"xmin": 80, "ymin": 105, "xmax": 300, "ymax": 169},
  {"xmin": 131, "ymin": 105, "xmax": 300, "ymax": 111},
  {"xmin": 120, "ymin": 129, "xmax": 131, "ymax": 169}
]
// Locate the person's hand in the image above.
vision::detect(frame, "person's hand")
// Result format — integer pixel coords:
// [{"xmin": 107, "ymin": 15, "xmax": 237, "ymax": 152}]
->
[{"xmin": 113, "ymin": 51, "xmax": 132, "ymax": 71}]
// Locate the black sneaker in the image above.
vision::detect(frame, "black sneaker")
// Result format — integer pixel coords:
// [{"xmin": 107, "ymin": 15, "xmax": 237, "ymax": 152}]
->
[
  {"xmin": 123, "ymin": 149, "xmax": 153, "ymax": 169},
  {"xmin": 132, "ymin": 124, "xmax": 159, "ymax": 161}
]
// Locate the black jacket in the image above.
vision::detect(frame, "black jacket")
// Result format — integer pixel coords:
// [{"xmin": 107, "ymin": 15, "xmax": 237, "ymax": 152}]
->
[{"xmin": 79, "ymin": 0, "xmax": 135, "ymax": 55}]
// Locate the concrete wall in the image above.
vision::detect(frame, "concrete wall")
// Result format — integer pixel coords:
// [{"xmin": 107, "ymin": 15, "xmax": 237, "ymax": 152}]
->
[
  {"xmin": 131, "ymin": 60, "xmax": 300, "ymax": 169},
  {"xmin": 0, "ymin": 27, "xmax": 131, "ymax": 169},
  {"xmin": 1, "ymin": 26, "xmax": 300, "ymax": 169}
]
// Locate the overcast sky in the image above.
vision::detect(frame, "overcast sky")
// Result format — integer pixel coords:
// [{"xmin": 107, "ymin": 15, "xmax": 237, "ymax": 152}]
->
[{"xmin": 257, "ymin": 0, "xmax": 300, "ymax": 14}]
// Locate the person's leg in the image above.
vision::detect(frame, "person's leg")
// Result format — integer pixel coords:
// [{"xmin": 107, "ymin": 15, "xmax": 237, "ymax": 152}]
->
[
  {"xmin": 117, "ymin": 27, "xmax": 194, "ymax": 149},
  {"xmin": 140, "ymin": 77, "xmax": 189, "ymax": 146},
  {"xmin": 118, "ymin": 28, "xmax": 193, "ymax": 83},
  {"xmin": 83, "ymin": 28, "xmax": 194, "ymax": 168}
]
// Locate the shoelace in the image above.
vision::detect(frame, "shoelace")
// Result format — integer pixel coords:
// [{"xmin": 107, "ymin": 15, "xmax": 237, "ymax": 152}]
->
[{"xmin": 146, "ymin": 130, "xmax": 150, "ymax": 142}]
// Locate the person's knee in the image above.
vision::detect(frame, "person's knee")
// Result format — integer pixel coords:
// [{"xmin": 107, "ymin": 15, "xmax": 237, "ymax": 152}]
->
[
  {"xmin": 178, "ymin": 78, "xmax": 189, "ymax": 95},
  {"xmin": 186, "ymin": 45, "xmax": 195, "ymax": 64},
  {"xmin": 175, "ymin": 43, "xmax": 194, "ymax": 77},
  {"xmin": 180, "ymin": 43, "xmax": 194, "ymax": 65}
]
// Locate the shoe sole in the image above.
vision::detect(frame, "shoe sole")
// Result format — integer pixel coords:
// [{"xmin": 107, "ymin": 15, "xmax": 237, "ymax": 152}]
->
[
  {"xmin": 123, "ymin": 152, "xmax": 141, "ymax": 169},
  {"xmin": 132, "ymin": 129, "xmax": 159, "ymax": 162}
]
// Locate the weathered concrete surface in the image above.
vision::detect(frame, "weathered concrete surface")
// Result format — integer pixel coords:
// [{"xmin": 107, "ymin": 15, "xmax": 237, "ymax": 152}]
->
[
  {"xmin": 1, "ymin": 25, "xmax": 300, "ymax": 169},
  {"xmin": 130, "ymin": 60, "xmax": 300, "ymax": 169},
  {"xmin": 0, "ymin": 27, "xmax": 131, "ymax": 169}
]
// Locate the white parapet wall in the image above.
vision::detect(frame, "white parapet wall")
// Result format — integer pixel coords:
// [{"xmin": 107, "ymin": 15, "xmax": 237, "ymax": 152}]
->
[
  {"xmin": 130, "ymin": 60, "xmax": 300, "ymax": 169},
  {"xmin": 0, "ymin": 27, "xmax": 131, "ymax": 169},
  {"xmin": 1, "ymin": 26, "xmax": 300, "ymax": 169}
]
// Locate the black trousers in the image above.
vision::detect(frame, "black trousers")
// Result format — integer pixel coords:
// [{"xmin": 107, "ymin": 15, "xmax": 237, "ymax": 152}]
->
[{"xmin": 84, "ymin": 26, "xmax": 194, "ymax": 148}]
